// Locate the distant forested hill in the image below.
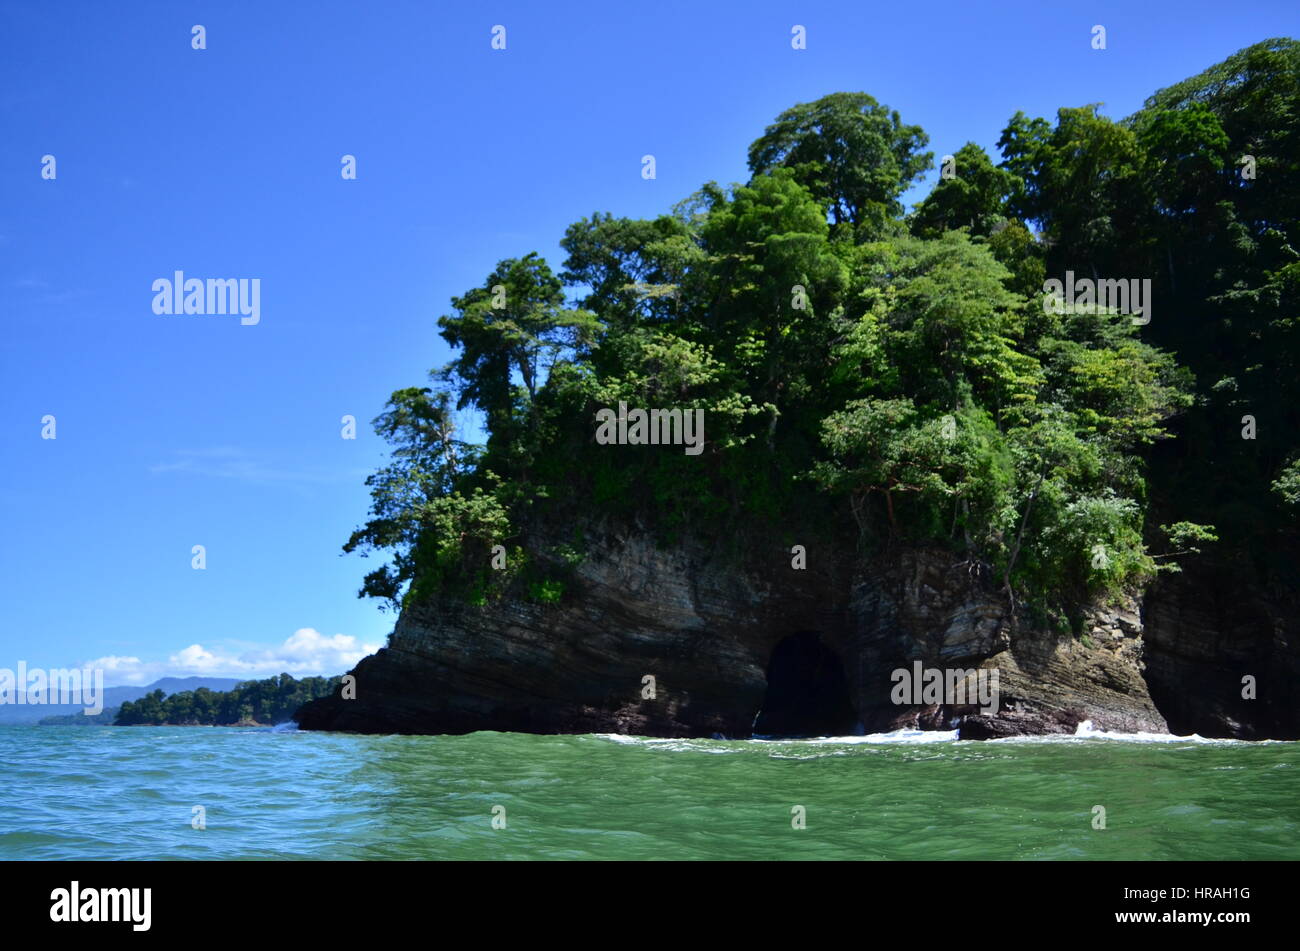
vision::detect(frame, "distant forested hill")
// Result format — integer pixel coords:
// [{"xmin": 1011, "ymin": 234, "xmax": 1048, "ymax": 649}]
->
[
  {"xmin": 115, "ymin": 673, "xmax": 341, "ymax": 726},
  {"xmin": 2, "ymin": 676, "xmax": 242, "ymax": 724}
]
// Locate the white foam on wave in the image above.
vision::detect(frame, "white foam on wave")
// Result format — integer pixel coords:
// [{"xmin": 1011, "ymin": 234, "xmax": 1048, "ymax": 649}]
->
[
  {"xmin": 595, "ymin": 733, "xmax": 642, "ymax": 746},
  {"xmin": 758, "ymin": 729, "xmax": 960, "ymax": 745},
  {"xmin": 593, "ymin": 728, "xmax": 961, "ymax": 750},
  {"xmin": 1074, "ymin": 719, "xmax": 1198, "ymax": 742},
  {"xmin": 985, "ymin": 719, "xmax": 1258, "ymax": 745},
  {"xmin": 591, "ymin": 734, "xmax": 743, "ymax": 754},
  {"xmin": 596, "ymin": 723, "xmax": 1295, "ymax": 749},
  {"xmin": 1065, "ymin": 720, "xmax": 1236, "ymax": 744}
]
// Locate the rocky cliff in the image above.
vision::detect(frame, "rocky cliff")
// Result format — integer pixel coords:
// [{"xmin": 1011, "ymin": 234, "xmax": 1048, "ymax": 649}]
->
[
  {"xmin": 296, "ymin": 519, "xmax": 1176, "ymax": 740},
  {"xmin": 1142, "ymin": 555, "xmax": 1300, "ymax": 739}
]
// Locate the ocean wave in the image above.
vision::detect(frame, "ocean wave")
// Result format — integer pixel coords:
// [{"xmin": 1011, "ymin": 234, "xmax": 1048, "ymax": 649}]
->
[
  {"xmin": 592, "ymin": 728, "xmax": 961, "ymax": 749},
  {"xmin": 985, "ymin": 720, "xmax": 1274, "ymax": 745},
  {"xmin": 595, "ymin": 723, "xmax": 1298, "ymax": 749}
]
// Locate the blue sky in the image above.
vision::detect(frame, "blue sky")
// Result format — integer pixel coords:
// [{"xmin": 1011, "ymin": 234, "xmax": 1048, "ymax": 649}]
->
[{"xmin": 2, "ymin": 1, "xmax": 1295, "ymax": 685}]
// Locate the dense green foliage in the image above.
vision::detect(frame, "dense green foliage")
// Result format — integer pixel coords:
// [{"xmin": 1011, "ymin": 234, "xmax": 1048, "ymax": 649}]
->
[
  {"xmin": 114, "ymin": 674, "xmax": 340, "ymax": 726},
  {"xmin": 346, "ymin": 40, "xmax": 1300, "ymax": 628}
]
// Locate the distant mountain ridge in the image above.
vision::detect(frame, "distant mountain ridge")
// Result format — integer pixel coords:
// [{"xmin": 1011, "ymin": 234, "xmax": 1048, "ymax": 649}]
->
[{"xmin": 0, "ymin": 676, "xmax": 243, "ymax": 723}]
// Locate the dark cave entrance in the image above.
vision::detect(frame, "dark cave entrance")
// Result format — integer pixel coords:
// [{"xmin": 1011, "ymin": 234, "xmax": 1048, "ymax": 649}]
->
[{"xmin": 753, "ymin": 632, "xmax": 858, "ymax": 738}]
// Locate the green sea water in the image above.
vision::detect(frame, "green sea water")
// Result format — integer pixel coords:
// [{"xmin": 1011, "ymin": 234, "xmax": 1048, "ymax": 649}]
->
[{"xmin": 2, "ymin": 724, "xmax": 1296, "ymax": 860}]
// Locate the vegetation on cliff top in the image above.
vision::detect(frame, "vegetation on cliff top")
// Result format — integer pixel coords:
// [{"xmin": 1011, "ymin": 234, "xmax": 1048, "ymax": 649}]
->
[{"xmin": 345, "ymin": 39, "xmax": 1300, "ymax": 630}]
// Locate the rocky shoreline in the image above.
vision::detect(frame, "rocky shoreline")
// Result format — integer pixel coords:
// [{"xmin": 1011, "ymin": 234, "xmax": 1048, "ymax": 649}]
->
[{"xmin": 294, "ymin": 517, "xmax": 1287, "ymax": 741}]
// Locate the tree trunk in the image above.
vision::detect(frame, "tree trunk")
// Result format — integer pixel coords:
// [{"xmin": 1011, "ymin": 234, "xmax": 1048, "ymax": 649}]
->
[{"xmin": 1003, "ymin": 471, "xmax": 1046, "ymax": 604}]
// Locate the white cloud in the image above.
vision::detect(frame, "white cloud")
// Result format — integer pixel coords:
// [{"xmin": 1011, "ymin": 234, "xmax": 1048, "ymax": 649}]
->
[
  {"xmin": 85, "ymin": 654, "xmax": 143, "ymax": 670},
  {"xmin": 81, "ymin": 655, "xmax": 148, "ymax": 684},
  {"xmin": 170, "ymin": 644, "xmax": 223, "ymax": 670},
  {"xmin": 83, "ymin": 629, "xmax": 380, "ymax": 685},
  {"xmin": 231, "ymin": 628, "xmax": 378, "ymax": 674}
]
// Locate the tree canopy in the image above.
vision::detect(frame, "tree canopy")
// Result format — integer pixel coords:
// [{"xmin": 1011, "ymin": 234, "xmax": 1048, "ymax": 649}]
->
[
  {"xmin": 342, "ymin": 46, "xmax": 1300, "ymax": 631},
  {"xmin": 747, "ymin": 91, "xmax": 933, "ymax": 235}
]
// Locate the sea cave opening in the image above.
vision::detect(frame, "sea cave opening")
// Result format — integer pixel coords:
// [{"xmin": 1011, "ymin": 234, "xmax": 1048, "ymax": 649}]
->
[{"xmin": 752, "ymin": 631, "xmax": 858, "ymax": 738}]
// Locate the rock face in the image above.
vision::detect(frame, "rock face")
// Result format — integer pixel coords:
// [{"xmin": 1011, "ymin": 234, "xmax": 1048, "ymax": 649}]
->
[
  {"xmin": 1143, "ymin": 556, "xmax": 1300, "ymax": 739},
  {"xmin": 296, "ymin": 520, "xmax": 1172, "ymax": 739}
]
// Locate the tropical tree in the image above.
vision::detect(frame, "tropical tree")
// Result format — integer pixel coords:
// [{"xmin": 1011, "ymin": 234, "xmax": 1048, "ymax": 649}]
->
[{"xmin": 748, "ymin": 92, "xmax": 932, "ymax": 235}]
